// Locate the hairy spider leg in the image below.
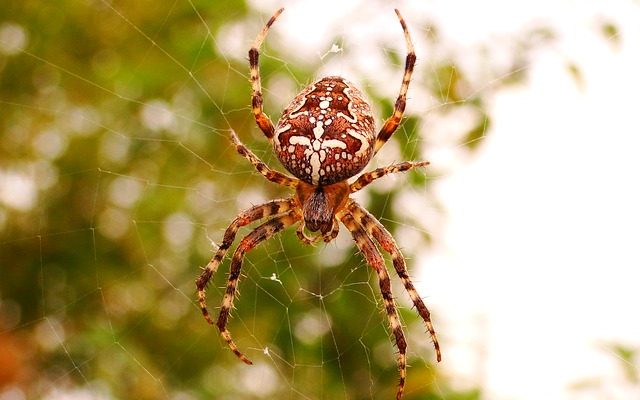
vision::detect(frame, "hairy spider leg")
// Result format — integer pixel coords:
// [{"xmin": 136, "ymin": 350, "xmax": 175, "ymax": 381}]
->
[
  {"xmin": 340, "ymin": 212, "xmax": 408, "ymax": 400},
  {"xmin": 216, "ymin": 210, "xmax": 299, "ymax": 364},
  {"xmin": 350, "ymin": 161, "xmax": 430, "ymax": 193},
  {"xmin": 375, "ymin": 9, "xmax": 416, "ymax": 155},
  {"xmin": 248, "ymin": 8, "xmax": 285, "ymax": 140},
  {"xmin": 230, "ymin": 130, "xmax": 298, "ymax": 187},
  {"xmin": 196, "ymin": 198, "xmax": 295, "ymax": 325},
  {"xmin": 348, "ymin": 201, "xmax": 442, "ymax": 362}
]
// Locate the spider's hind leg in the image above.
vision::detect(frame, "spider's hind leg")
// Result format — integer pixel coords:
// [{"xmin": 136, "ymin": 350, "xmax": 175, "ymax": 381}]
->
[
  {"xmin": 248, "ymin": 8, "xmax": 285, "ymax": 140},
  {"xmin": 375, "ymin": 9, "xmax": 416, "ymax": 155}
]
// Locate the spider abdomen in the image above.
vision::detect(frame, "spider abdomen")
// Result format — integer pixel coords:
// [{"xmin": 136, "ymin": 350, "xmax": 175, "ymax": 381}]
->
[{"xmin": 273, "ymin": 76, "xmax": 375, "ymax": 186}]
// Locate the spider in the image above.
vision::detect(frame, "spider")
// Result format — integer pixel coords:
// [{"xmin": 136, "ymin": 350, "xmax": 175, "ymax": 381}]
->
[{"xmin": 196, "ymin": 8, "xmax": 441, "ymax": 399}]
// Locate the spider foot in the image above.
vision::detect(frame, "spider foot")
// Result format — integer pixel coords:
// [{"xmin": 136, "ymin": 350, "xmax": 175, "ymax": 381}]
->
[
  {"xmin": 396, "ymin": 343, "xmax": 407, "ymax": 400},
  {"xmin": 221, "ymin": 329, "xmax": 253, "ymax": 365},
  {"xmin": 422, "ymin": 321, "xmax": 442, "ymax": 362},
  {"xmin": 432, "ymin": 337, "xmax": 442, "ymax": 363},
  {"xmin": 197, "ymin": 291, "xmax": 215, "ymax": 325}
]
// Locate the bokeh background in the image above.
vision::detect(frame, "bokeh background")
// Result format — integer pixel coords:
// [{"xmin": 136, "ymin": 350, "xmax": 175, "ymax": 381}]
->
[{"xmin": 1, "ymin": 0, "xmax": 638, "ymax": 399}]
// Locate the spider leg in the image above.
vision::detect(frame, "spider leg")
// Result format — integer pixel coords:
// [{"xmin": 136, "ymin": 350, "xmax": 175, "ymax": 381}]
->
[
  {"xmin": 217, "ymin": 209, "xmax": 299, "ymax": 365},
  {"xmin": 230, "ymin": 130, "xmax": 298, "ymax": 187},
  {"xmin": 341, "ymin": 211, "xmax": 408, "ymax": 400},
  {"xmin": 350, "ymin": 161, "xmax": 429, "ymax": 193},
  {"xmin": 375, "ymin": 9, "xmax": 416, "ymax": 155},
  {"xmin": 196, "ymin": 198, "xmax": 295, "ymax": 325},
  {"xmin": 348, "ymin": 201, "xmax": 441, "ymax": 362},
  {"xmin": 248, "ymin": 8, "xmax": 285, "ymax": 140}
]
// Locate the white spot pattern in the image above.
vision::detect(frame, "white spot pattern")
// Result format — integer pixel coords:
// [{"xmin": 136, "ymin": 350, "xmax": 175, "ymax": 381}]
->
[
  {"xmin": 273, "ymin": 76, "xmax": 375, "ymax": 185},
  {"xmin": 287, "ymin": 121, "xmax": 348, "ymax": 184}
]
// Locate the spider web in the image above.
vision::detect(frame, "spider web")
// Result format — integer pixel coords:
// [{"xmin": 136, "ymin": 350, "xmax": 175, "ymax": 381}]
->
[{"xmin": 3, "ymin": 1, "xmax": 635, "ymax": 399}]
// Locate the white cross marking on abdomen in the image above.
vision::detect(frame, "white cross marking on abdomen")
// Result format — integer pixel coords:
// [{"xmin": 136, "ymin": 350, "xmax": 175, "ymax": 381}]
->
[{"xmin": 289, "ymin": 121, "xmax": 347, "ymax": 184}]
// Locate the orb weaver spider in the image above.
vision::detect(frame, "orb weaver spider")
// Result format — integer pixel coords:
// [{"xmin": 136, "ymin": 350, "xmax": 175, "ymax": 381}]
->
[{"xmin": 196, "ymin": 8, "xmax": 441, "ymax": 399}]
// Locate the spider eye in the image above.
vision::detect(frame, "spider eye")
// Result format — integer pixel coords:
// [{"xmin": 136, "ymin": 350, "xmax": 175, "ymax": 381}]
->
[{"xmin": 273, "ymin": 76, "xmax": 376, "ymax": 185}]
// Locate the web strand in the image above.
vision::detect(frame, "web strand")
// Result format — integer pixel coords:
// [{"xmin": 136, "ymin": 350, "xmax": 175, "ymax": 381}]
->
[{"xmin": 0, "ymin": 2, "xmax": 555, "ymax": 399}]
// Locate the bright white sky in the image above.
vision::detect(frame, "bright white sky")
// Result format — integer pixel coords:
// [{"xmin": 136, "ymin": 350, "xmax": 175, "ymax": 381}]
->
[{"xmin": 419, "ymin": 1, "xmax": 640, "ymax": 399}]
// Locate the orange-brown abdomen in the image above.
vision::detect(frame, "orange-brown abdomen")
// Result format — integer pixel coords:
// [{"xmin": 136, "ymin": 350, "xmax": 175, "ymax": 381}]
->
[{"xmin": 273, "ymin": 76, "xmax": 376, "ymax": 186}]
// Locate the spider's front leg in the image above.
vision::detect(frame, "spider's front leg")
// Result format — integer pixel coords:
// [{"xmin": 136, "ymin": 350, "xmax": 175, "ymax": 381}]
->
[
  {"xmin": 341, "ymin": 211, "xmax": 408, "ymax": 400},
  {"xmin": 196, "ymin": 198, "xmax": 295, "ymax": 325},
  {"xmin": 348, "ymin": 201, "xmax": 442, "ymax": 362},
  {"xmin": 216, "ymin": 210, "xmax": 299, "ymax": 364}
]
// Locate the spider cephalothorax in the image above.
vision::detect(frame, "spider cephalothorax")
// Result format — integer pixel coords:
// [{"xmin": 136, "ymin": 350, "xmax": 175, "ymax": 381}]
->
[{"xmin": 197, "ymin": 8, "xmax": 440, "ymax": 399}]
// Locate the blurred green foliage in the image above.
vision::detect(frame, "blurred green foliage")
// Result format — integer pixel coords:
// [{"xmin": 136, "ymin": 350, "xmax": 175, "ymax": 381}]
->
[
  {"xmin": 569, "ymin": 344, "xmax": 640, "ymax": 398},
  {"xmin": 0, "ymin": 1, "xmax": 537, "ymax": 399}
]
